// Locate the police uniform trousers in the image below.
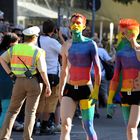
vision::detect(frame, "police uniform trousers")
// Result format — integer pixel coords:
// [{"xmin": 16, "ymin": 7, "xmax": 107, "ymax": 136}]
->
[{"xmin": 0, "ymin": 77, "xmax": 43, "ymax": 140}]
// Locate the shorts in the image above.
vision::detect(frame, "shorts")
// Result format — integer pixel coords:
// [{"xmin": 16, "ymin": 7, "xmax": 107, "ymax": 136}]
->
[
  {"xmin": 63, "ymin": 83, "xmax": 92, "ymax": 101},
  {"xmin": 121, "ymin": 91, "xmax": 140, "ymax": 105},
  {"xmin": 37, "ymin": 84, "xmax": 59, "ymax": 113}
]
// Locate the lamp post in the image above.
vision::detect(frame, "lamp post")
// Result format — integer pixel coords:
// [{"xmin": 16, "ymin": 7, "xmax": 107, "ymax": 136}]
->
[
  {"xmin": 110, "ymin": 22, "xmax": 114, "ymax": 52},
  {"xmin": 91, "ymin": 0, "xmax": 95, "ymax": 37},
  {"xmin": 57, "ymin": 0, "xmax": 64, "ymax": 27},
  {"xmin": 67, "ymin": 0, "xmax": 71, "ymax": 19}
]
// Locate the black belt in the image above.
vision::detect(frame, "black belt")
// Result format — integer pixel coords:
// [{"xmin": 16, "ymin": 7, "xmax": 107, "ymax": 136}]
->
[
  {"xmin": 66, "ymin": 83, "xmax": 90, "ymax": 90},
  {"xmin": 121, "ymin": 91, "xmax": 140, "ymax": 95}
]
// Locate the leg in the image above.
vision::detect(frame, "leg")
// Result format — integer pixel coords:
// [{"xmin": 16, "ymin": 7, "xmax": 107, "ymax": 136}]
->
[
  {"xmin": 54, "ymin": 102, "xmax": 61, "ymax": 132},
  {"xmin": 23, "ymin": 79, "xmax": 42, "ymax": 140},
  {"xmin": 40, "ymin": 84, "xmax": 59, "ymax": 133},
  {"xmin": 55, "ymin": 102, "xmax": 61, "ymax": 125},
  {"xmin": 16, "ymin": 101, "xmax": 26, "ymax": 123},
  {"xmin": 54, "ymin": 85, "xmax": 61, "ymax": 127},
  {"xmin": 98, "ymin": 80, "xmax": 108, "ymax": 108},
  {"xmin": 80, "ymin": 99, "xmax": 97, "ymax": 140},
  {"xmin": 121, "ymin": 104, "xmax": 130, "ymax": 125},
  {"xmin": 127, "ymin": 105, "xmax": 140, "ymax": 140},
  {"xmin": 0, "ymin": 100, "xmax": 1, "ymax": 116},
  {"xmin": 0, "ymin": 80, "xmax": 26, "ymax": 139},
  {"xmin": 60, "ymin": 97, "xmax": 77, "ymax": 140},
  {"xmin": 0, "ymin": 99, "xmax": 10, "ymax": 128}
]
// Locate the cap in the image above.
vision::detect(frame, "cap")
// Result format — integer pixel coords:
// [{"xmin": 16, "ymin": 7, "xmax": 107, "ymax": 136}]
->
[{"xmin": 22, "ymin": 26, "xmax": 40, "ymax": 36}]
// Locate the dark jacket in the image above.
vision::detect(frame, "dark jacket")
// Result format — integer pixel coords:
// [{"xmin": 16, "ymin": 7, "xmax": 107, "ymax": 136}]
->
[{"xmin": 0, "ymin": 51, "xmax": 13, "ymax": 99}]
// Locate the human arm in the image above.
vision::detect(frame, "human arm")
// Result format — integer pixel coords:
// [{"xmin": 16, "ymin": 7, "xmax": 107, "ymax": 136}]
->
[
  {"xmin": 101, "ymin": 48, "xmax": 112, "ymax": 62},
  {"xmin": 52, "ymin": 39, "xmax": 62, "ymax": 56},
  {"xmin": 58, "ymin": 43, "xmax": 68, "ymax": 102},
  {"xmin": 39, "ymin": 71, "xmax": 51, "ymax": 97},
  {"xmin": 107, "ymin": 55, "xmax": 121, "ymax": 104},
  {"xmin": 0, "ymin": 51, "xmax": 16, "ymax": 83},
  {"xmin": 37, "ymin": 50, "xmax": 51, "ymax": 97},
  {"xmin": 107, "ymin": 54, "xmax": 121, "ymax": 116},
  {"xmin": 90, "ymin": 41, "xmax": 101, "ymax": 103},
  {"xmin": 0, "ymin": 56, "xmax": 11, "ymax": 74},
  {"xmin": 58, "ymin": 30, "xmax": 66, "ymax": 45}
]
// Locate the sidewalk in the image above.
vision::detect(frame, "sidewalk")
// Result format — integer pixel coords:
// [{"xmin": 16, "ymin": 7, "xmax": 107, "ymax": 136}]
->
[{"xmin": 1, "ymin": 105, "xmax": 140, "ymax": 140}]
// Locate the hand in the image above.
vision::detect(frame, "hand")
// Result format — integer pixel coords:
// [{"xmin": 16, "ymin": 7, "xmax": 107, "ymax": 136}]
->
[
  {"xmin": 107, "ymin": 104, "xmax": 116, "ymax": 118},
  {"xmin": 89, "ymin": 97, "xmax": 97, "ymax": 106},
  {"xmin": 44, "ymin": 86, "xmax": 51, "ymax": 97},
  {"xmin": 89, "ymin": 88, "xmax": 98, "ymax": 105},
  {"xmin": 8, "ymin": 72, "xmax": 17, "ymax": 84}
]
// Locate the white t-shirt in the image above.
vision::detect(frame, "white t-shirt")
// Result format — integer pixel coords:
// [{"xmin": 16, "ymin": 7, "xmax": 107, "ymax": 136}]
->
[{"xmin": 39, "ymin": 35, "xmax": 62, "ymax": 75}]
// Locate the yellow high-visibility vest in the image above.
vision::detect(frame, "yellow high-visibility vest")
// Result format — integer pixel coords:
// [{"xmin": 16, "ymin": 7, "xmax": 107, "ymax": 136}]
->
[{"xmin": 8, "ymin": 43, "xmax": 42, "ymax": 77}]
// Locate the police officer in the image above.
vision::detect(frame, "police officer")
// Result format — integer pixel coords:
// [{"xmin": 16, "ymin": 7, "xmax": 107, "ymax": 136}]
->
[{"xmin": 0, "ymin": 26, "xmax": 51, "ymax": 140}]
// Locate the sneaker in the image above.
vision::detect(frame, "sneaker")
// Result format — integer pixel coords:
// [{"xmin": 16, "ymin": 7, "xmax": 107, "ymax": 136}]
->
[
  {"xmin": 138, "ymin": 123, "xmax": 140, "ymax": 128},
  {"xmin": 78, "ymin": 115, "xmax": 82, "ymax": 119},
  {"xmin": 40, "ymin": 127, "xmax": 55, "ymax": 135},
  {"xmin": 106, "ymin": 114, "xmax": 113, "ymax": 119},
  {"xmin": 13, "ymin": 121, "xmax": 24, "ymax": 132},
  {"xmin": 33, "ymin": 121, "xmax": 41, "ymax": 135},
  {"xmin": 94, "ymin": 113, "xmax": 100, "ymax": 119},
  {"xmin": 54, "ymin": 124, "xmax": 61, "ymax": 132}
]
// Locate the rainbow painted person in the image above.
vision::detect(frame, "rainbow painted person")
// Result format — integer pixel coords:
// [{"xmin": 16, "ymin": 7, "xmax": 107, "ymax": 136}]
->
[
  {"xmin": 107, "ymin": 19, "xmax": 140, "ymax": 140},
  {"xmin": 59, "ymin": 13, "xmax": 101, "ymax": 140}
]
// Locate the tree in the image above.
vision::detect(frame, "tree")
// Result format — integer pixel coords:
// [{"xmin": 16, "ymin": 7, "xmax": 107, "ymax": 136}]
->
[{"xmin": 113, "ymin": 0, "xmax": 140, "ymax": 5}]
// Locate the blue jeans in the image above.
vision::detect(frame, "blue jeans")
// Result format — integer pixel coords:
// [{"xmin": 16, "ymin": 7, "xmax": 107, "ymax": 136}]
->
[{"xmin": 0, "ymin": 99, "xmax": 10, "ymax": 128}]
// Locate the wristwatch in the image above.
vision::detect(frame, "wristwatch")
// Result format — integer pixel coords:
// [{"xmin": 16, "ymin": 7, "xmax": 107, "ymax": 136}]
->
[
  {"xmin": 8, "ymin": 72, "xmax": 17, "ymax": 84},
  {"xmin": 8, "ymin": 72, "xmax": 15, "ymax": 77}
]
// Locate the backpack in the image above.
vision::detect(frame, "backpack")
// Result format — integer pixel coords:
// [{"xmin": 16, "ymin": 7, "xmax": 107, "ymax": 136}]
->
[{"xmin": 99, "ymin": 57, "xmax": 114, "ymax": 80}]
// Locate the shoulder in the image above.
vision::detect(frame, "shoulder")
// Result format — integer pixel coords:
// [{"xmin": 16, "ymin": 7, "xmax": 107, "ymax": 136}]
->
[
  {"xmin": 99, "ymin": 48, "xmax": 112, "ymax": 60},
  {"xmin": 87, "ymin": 39, "xmax": 98, "ymax": 51},
  {"xmin": 34, "ymin": 45, "xmax": 45, "ymax": 57},
  {"xmin": 40, "ymin": 35, "xmax": 59, "ymax": 43},
  {"xmin": 116, "ymin": 49, "xmax": 124, "ymax": 55},
  {"xmin": 86, "ymin": 38, "xmax": 98, "ymax": 47},
  {"xmin": 12, "ymin": 43, "xmax": 23, "ymax": 49},
  {"xmin": 98, "ymin": 47, "xmax": 109, "ymax": 54},
  {"xmin": 49, "ymin": 36, "xmax": 61, "ymax": 44},
  {"xmin": 48, "ymin": 36, "xmax": 62, "ymax": 48}
]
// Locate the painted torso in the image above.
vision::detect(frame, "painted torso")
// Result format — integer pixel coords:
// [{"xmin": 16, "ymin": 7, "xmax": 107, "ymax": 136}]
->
[
  {"xmin": 66, "ymin": 40, "xmax": 97, "ymax": 85},
  {"xmin": 110, "ymin": 40, "xmax": 140, "ymax": 91}
]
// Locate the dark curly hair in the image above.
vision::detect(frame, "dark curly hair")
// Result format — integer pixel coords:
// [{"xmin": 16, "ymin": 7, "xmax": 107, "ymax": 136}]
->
[
  {"xmin": 43, "ymin": 19, "xmax": 55, "ymax": 35},
  {"xmin": 0, "ymin": 32, "xmax": 19, "ymax": 51}
]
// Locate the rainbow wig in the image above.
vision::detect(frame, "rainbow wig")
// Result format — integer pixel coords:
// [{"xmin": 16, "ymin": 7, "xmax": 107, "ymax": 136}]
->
[{"xmin": 119, "ymin": 18, "xmax": 140, "ymax": 39}]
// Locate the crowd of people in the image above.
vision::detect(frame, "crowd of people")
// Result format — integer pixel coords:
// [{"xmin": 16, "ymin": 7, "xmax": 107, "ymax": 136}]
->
[{"xmin": 0, "ymin": 12, "xmax": 140, "ymax": 140}]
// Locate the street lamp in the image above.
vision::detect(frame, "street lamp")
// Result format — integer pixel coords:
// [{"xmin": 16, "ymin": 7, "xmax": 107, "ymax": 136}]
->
[
  {"xmin": 57, "ymin": 0, "xmax": 64, "ymax": 27},
  {"xmin": 91, "ymin": 0, "xmax": 95, "ymax": 37}
]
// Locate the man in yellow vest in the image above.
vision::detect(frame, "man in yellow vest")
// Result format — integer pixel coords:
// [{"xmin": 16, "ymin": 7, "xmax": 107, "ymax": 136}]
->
[{"xmin": 0, "ymin": 26, "xmax": 51, "ymax": 140}]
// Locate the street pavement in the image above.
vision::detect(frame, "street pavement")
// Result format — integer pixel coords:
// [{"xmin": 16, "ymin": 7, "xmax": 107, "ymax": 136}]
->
[{"xmin": 1, "ymin": 105, "xmax": 140, "ymax": 140}]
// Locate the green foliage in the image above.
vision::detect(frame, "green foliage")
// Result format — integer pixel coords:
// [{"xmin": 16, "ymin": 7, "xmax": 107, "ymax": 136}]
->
[{"xmin": 113, "ymin": 0, "xmax": 140, "ymax": 5}]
